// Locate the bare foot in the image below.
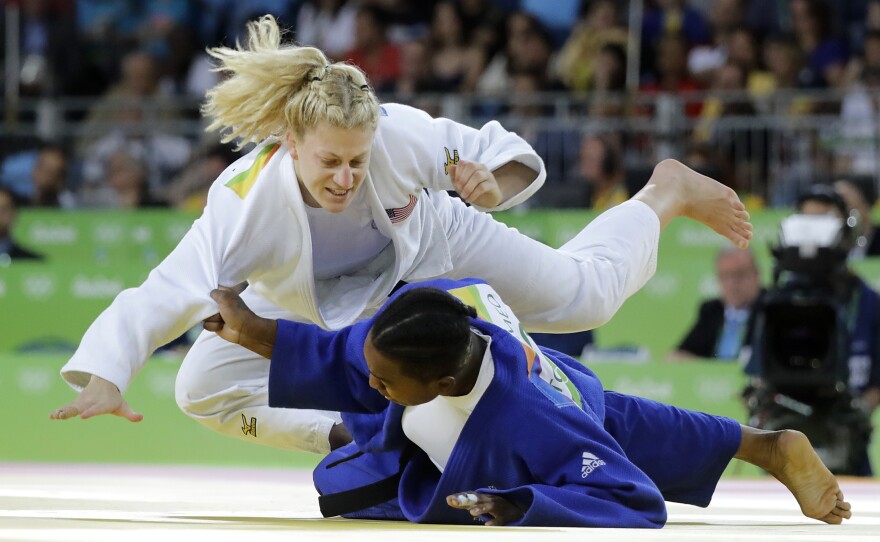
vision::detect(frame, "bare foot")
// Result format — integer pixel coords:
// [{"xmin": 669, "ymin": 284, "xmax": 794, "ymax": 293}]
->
[
  {"xmin": 633, "ymin": 159, "xmax": 753, "ymax": 249},
  {"xmin": 749, "ymin": 429, "xmax": 852, "ymax": 524}
]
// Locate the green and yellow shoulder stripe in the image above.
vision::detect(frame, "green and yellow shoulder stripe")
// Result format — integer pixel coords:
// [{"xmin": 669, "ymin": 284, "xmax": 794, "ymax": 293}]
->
[{"xmin": 225, "ymin": 142, "xmax": 281, "ymax": 199}]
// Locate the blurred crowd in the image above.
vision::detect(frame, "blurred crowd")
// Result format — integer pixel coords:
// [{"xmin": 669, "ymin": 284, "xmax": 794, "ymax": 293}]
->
[{"xmin": 3, "ymin": 0, "xmax": 880, "ymax": 212}]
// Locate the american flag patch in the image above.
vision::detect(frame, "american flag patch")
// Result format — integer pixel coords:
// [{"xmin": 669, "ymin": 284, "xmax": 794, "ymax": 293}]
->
[{"xmin": 385, "ymin": 194, "xmax": 418, "ymax": 224}]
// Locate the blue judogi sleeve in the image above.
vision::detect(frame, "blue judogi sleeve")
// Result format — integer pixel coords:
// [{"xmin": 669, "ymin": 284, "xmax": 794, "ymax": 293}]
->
[
  {"xmin": 268, "ymin": 317, "xmax": 410, "ymax": 453},
  {"xmin": 268, "ymin": 318, "xmax": 387, "ymax": 414},
  {"xmin": 472, "ymin": 429, "xmax": 668, "ymax": 528}
]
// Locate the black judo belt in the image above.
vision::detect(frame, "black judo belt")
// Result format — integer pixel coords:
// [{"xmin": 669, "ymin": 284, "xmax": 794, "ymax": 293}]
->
[{"xmin": 317, "ymin": 445, "xmax": 413, "ymax": 518}]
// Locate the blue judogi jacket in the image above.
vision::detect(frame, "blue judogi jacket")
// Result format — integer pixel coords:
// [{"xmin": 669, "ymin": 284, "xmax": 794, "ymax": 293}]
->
[{"xmin": 268, "ymin": 278, "xmax": 737, "ymax": 527}]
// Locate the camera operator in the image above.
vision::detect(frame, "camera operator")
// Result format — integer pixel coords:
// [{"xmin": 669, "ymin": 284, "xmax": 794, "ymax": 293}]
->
[{"xmin": 744, "ymin": 184, "xmax": 879, "ymax": 476}]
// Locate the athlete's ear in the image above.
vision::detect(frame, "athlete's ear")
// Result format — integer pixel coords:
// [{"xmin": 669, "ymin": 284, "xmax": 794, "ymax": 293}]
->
[
  {"xmin": 285, "ymin": 131, "xmax": 299, "ymax": 160},
  {"xmin": 436, "ymin": 376, "xmax": 456, "ymax": 396}
]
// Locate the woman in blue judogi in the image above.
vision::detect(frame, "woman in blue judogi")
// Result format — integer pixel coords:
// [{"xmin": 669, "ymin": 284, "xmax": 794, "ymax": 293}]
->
[{"xmin": 207, "ymin": 278, "xmax": 851, "ymax": 528}]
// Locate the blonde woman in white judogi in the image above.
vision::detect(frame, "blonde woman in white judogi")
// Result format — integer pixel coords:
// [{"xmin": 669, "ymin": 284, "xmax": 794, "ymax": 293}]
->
[{"xmin": 50, "ymin": 16, "xmax": 753, "ymax": 454}]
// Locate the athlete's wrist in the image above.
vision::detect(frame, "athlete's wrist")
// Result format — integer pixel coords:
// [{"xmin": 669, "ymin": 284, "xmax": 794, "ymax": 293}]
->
[{"xmin": 239, "ymin": 316, "xmax": 277, "ymax": 359}]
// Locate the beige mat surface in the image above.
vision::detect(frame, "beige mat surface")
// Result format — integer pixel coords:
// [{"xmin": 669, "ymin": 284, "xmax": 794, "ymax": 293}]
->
[{"xmin": 1, "ymin": 464, "xmax": 878, "ymax": 542}]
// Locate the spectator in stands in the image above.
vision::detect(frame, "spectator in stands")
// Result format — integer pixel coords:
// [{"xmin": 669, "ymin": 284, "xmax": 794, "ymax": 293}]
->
[
  {"xmin": 869, "ymin": 0, "xmax": 880, "ymax": 34},
  {"xmin": 834, "ymin": 178, "xmax": 880, "ymax": 258},
  {"xmin": 669, "ymin": 247, "xmax": 763, "ymax": 361},
  {"xmin": 76, "ymin": 49, "xmax": 192, "ymax": 206},
  {"xmin": 694, "ymin": 62, "xmax": 754, "ymax": 140},
  {"xmin": 684, "ymin": 142, "xmax": 724, "ymax": 181},
  {"xmin": 166, "ymin": 141, "xmax": 240, "ymax": 212},
  {"xmin": 642, "ymin": 0, "xmax": 711, "ymax": 64},
  {"xmin": 762, "ymin": 33, "xmax": 810, "ymax": 96},
  {"xmin": 587, "ymin": 43, "xmax": 629, "ymax": 118},
  {"xmin": 790, "ymin": 0, "xmax": 849, "ymax": 89},
  {"xmin": 106, "ymin": 151, "xmax": 167, "ymax": 208},
  {"xmin": 76, "ymin": 50, "xmax": 182, "ymax": 154},
  {"xmin": 556, "ymin": 0, "xmax": 628, "ymax": 92},
  {"xmin": 77, "ymin": 101, "xmax": 191, "ymax": 206},
  {"xmin": 837, "ymin": 64, "xmax": 880, "ymax": 178},
  {"xmin": 639, "ymin": 33, "xmax": 703, "ymax": 117},
  {"xmin": 26, "ymin": 144, "xmax": 77, "ymax": 209},
  {"xmin": 135, "ymin": 0, "xmax": 195, "ymax": 65},
  {"xmin": 392, "ymin": 38, "xmax": 441, "ymax": 102},
  {"xmin": 342, "ymin": 5, "xmax": 401, "ymax": 92},
  {"xmin": 458, "ymin": 0, "xmax": 507, "ymax": 55},
  {"xmin": 0, "ymin": 143, "xmax": 76, "ymax": 209},
  {"xmin": 762, "ymin": 33, "xmax": 820, "ymax": 206},
  {"xmin": 860, "ymin": 31, "xmax": 880, "ymax": 74},
  {"xmin": 426, "ymin": 1, "xmax": 485, "ymax": 93},
  {"xmin": 359, "ymin": 0, "xmax": 436, "ymax": 35},
  {"xmin": 79, "ymin": 151, "xmax": 166, "ymax": 209},
  {"xmin": 693, "ymin": 62, "xmax": 762, "ymax": 192},
  {"xmin": 687, "ymin": 0, "xmax": 746, "ymax": 86},
  {"xmin": 0, "ymin": 187, "xmax": 44, "ymax": 262},
  {"xmin": 295, "ymin": 0, "xmax": 358, "ymax": 59},
  {"xmin": 476, "ymin": 11, "xmax": 557, "ymax": 97},
  {"xmin": 578, "ymin": 134, "xmax": 629, "ymax": 211},
  {"xmin": 727, "ymin": 26, "xmax": 772, "ymax": 94},
  {"xmin": 505, "ymin": 70, "xmax": 580, "ymax": 188},
  {"xmin": 157, "ymin": 15, "xmax": 200, "ymax": 96},
  {"xmin": 71, "ymin": 0, "xmax": 143, "ymax": 95}
]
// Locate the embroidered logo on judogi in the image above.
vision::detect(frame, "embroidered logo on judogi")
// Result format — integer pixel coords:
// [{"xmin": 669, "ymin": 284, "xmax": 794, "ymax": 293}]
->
[
  {"xmin": 581, "ymin": 451, "xmax": 606, "ymax": 478},
  {"xmin": 443, "ymin": 147, "xmax": 460, "ymax": 175},
  {"xmin": 241, "ymin": 413, "xmax": 257, "ymax": 437},
  {"xmin": 385, "ymin": 194, "xmax": 418, "ymax": 224}
]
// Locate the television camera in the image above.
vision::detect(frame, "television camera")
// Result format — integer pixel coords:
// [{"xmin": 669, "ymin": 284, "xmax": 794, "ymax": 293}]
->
[{"xmin": 746, "ymin": 213, "xmax": 872, "ymax": 474}]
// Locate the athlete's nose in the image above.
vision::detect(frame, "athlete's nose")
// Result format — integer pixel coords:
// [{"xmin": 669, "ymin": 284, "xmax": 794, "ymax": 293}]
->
[
  {"xmin": 368, "ymin": 374, "xmax": 382, "ymax": 392},
  {"xmin": 334, "ymin": 165, "xmax": 354, "ymax": 189}
]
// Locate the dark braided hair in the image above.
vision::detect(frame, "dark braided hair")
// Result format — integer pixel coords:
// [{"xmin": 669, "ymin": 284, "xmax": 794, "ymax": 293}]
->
[{"xmin": 370, "ymin": 287, "xmax": 478, "ymax": 381}]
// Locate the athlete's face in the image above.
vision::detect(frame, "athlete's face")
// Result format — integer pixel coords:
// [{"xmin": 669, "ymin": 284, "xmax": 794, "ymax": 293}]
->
[
  {"xmin": 363, "ymin": 331, "xmax": 449, "ymax": 407},
  {"xmin": 286, "ymin": 122, "xmax": 373, "ymax": 213}
]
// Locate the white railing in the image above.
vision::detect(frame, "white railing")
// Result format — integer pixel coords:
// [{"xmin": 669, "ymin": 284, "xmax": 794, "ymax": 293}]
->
[{"xmin": 2, "ymin": 89, "xmax": 878, "ymax": 206}]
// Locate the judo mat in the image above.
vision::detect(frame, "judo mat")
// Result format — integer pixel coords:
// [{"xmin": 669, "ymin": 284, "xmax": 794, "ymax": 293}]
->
[{"xmin": 2, "ymin": 463, "xmax": 879, "ymax": 542}]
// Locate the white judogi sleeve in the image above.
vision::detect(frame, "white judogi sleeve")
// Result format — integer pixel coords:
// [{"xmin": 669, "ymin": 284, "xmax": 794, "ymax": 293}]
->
[
  {"xmin": 58, "ymin": 140, "xmax": 299, "ymax": 393},
  {"xmin": 372, "ymin": 104, "xmax": 545, "ymax": 211},
  {"xmin": 60, "ymin": 179, "xmax": 248, "ymax": 393}
]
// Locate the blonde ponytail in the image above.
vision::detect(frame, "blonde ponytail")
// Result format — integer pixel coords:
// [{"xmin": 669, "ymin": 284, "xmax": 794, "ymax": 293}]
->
[{"xmin": 202, "ymin": 15, "xmax": 379, "ymax": 148}]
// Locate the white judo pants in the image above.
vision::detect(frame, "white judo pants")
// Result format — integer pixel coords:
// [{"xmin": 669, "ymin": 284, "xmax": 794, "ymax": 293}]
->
[{"xmin": 174, "ymin": 194, "xmax": 660, "ymax": 454}]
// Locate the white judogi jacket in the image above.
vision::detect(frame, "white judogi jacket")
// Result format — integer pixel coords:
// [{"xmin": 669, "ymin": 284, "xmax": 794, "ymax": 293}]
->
[{"xmin": 61, "ymin": 103, "xmax": 546, "ymax": 393}]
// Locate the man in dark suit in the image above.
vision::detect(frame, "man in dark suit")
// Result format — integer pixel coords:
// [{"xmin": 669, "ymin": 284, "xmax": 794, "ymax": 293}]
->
[
  {"xmin": 669, "ymin": 247, "xmax": 762, "ymax": 360},
  {"xmin": 0, "ymin": 187, "xmax": 44, "ymax": 262}
]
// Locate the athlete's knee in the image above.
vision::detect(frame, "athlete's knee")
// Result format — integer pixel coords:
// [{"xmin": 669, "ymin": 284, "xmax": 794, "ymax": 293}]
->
[{"xmin": 174, "ymin": 370, "xmax": 251, "ymax": 420}]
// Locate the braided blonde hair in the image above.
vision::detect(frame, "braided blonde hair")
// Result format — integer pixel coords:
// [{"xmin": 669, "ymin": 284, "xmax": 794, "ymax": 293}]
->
[{"xmin": 202, "ymin": 15, "xmax": 380, "ymax": 148}]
